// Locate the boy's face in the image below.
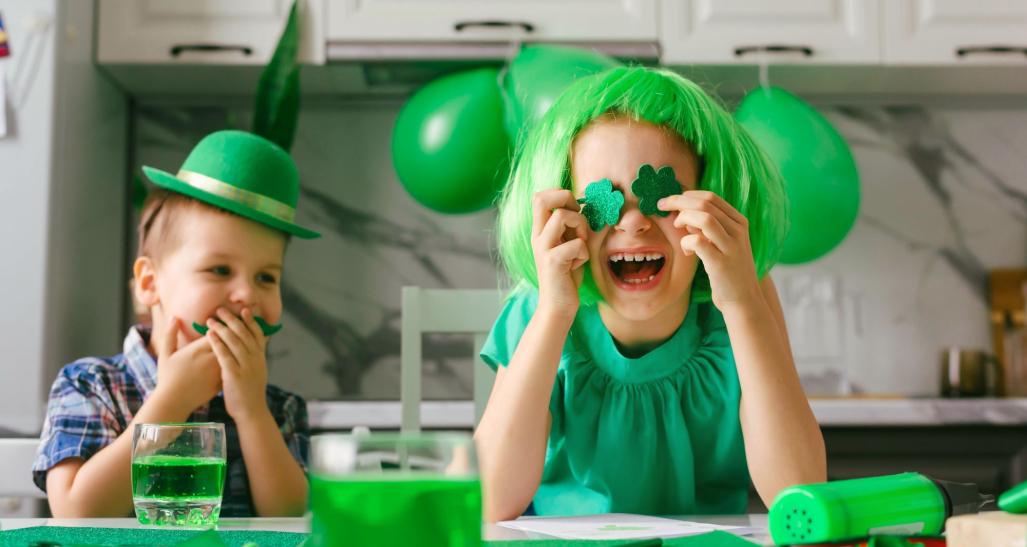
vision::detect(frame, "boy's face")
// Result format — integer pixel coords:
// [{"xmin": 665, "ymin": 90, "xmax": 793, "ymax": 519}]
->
[
  {"xmin": 137, "ymin": 207, "xmax": 287, "ymax": 349},
  {"xmin": 570, "ymin": 117, "xmax": 700, "ymax": 322}
]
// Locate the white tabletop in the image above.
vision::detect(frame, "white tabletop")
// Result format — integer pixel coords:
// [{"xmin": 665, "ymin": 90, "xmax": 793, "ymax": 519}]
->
[{"xmin": 0, "ymin": 515, "xmax": 771, "ymax": 543}]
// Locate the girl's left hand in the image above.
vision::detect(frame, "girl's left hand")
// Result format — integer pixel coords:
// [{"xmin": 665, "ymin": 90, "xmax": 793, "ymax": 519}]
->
[
  {"xmin": 206, "ymin": 307, "xmax": 269, "ymax": 422},
  {"xmin": 658, "ymin": 191, "xmax": 762, "ymax": 313}
]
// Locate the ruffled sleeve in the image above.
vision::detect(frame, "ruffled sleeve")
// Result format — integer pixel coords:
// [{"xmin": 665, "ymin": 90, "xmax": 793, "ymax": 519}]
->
[{"xmin": 479, "ymin": 289, "xmax": 538, "ymax": 371}]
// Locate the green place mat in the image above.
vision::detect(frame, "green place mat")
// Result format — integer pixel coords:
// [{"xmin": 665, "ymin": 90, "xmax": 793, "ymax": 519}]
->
[
  {"xmin": 0, "ymin": 527, "xmax": 755, "ymax": 547},
  {"xmin": 484, "ymin": 530, "xmax": 757, "ymax": 546},
  {"xmin": 0, "ymin": 526, "xmax": 307, "ymax": 547},
  {"xmin": 663, "ymin": 532, "xmax": 757, "ymax": 546}
]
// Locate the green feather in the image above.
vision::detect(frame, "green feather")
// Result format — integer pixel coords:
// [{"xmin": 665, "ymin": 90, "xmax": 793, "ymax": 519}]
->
[{"xmin": 253, "ymin": 0, "xmax": 301, "ymax": 151}]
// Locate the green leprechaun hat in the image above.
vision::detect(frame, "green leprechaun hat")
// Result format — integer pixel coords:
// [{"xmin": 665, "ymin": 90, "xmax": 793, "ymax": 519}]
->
[{"xmin": 142, "ymin": 130, "xmax": 320, "ymax": 239}]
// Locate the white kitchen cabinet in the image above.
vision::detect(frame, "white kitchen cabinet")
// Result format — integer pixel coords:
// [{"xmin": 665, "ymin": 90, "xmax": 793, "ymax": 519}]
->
[
  {"xmin": 325, "ymin": 0, "xmax": 657, "ymax": 43},
  {"xmin": 97, "ymin": 0, "xmax": 325, "ymax": 65},
  {"xmin": 660, "ymin": 0, "xmax": 881, "ymax": 64},
  {"xmin": 883, "ymin": 0, "xmax": 1027, "ymax": 64}
]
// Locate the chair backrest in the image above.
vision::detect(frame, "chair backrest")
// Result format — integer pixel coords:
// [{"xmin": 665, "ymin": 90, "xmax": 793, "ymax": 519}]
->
[
  {"xmin": 0, "ymin": 438, "xmax": 45, "ymax": 499},
  {"xmin": 400, "ymin": 287, "xmax": 505, "ymax": 433}
]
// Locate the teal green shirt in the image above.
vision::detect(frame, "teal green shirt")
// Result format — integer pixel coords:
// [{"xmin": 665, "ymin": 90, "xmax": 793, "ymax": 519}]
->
[{"xmin": 480, "ymin": 290, "xmax": 749, "ymax": 516}]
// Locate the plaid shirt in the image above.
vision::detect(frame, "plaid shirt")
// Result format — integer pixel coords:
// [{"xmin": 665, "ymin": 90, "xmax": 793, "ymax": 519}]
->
[{"xmin": 32, "ymin": 326, "xmax": 310, "ymax": 517}]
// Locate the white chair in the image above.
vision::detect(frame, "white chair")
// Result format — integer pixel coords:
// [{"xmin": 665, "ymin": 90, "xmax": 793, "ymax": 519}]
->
[
  {"xmin": 0, "ymin": 438, "xmax": 45, "ymax": 499},
  {"xmin": 400, "ymin": 287, "xmax": 505, "ymax": 433}
]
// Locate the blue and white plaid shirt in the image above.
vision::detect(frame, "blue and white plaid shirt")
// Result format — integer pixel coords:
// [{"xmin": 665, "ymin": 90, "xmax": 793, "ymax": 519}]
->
[{"xmin": 32, "ymin": 326, "xmax": 310, "ymax": 517}]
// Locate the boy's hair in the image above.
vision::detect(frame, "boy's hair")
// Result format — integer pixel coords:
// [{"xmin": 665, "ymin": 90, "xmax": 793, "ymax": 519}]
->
[
  {"xmin": 138, "ymin": 189, "xmax": 215, "ymax": 260},
  {"xmin": 496, "ymin": 65, "xmax": 788, "ymax": 306},
  {"xmin": 137, "ymin": 188, "xmax": 291, "ymax": 261}
]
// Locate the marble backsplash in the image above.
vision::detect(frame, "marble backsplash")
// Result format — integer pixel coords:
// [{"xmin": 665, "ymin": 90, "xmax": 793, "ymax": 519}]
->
[{"xmin": 131, "ymin": 100, "xmax": 1027, "ymax": 400}]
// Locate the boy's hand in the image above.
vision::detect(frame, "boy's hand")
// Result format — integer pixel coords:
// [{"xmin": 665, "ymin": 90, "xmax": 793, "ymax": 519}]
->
[
  {"xmin": 658, "ymin": 191, "xmax": 763, "ymax": 314},
  {"xmin": 206, "ymin": 307, "xmax": 270, "ymax": 423},
  {"xmin": 153, "ymin": 313, "xmax": 222, "ymax": 417},
  {"xmin": 531, "ymin": 189, "xmax": 590, "ymax": 318}
]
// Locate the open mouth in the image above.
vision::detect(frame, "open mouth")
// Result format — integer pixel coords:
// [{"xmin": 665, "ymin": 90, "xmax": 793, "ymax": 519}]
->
[{"xmin": 608, "ymin": 251, "xmax": 666, "ymax": 289}]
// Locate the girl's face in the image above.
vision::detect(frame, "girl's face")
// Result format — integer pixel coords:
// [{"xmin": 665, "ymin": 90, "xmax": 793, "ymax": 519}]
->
[{"xmin": 570, "ymin": 117, "xmax": 701, "ymax": 322}]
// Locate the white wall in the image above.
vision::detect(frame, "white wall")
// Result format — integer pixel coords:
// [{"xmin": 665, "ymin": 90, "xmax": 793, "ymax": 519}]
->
[
  {"xmin": 44, "ymin": 0, "xmax": 128, "ymax": 396},
  {"xmin": 0, "ymin": 0, "xmax": 127, "ymax": 434},
  {"xmin": 776, "ymin": 107, "xmax": 1027, "ymax": 395},
  {"xmin": 0, "ymin": 0, "xmax": 58, "ymax": 434}
]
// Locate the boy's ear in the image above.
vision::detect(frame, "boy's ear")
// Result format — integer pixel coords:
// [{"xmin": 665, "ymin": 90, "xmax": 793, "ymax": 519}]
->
[{"xmin": 133, "ymin": 256, "xmax": 160, "ymax": 308}]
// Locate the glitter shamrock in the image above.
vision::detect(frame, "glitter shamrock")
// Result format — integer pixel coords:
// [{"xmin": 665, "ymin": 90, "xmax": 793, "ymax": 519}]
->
[
  {"xmin": 577, "ymin": 178, "xmax": 625, "ymax": 232},
  {"xmin": 631, "ymin": 163, "xmax": 681, "ymax": 217}
]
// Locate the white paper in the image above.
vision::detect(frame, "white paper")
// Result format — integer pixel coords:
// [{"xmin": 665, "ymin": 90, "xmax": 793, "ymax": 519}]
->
[{"xmin": 498, "ymin": 513, "xmax": 747, "ymax": 540}]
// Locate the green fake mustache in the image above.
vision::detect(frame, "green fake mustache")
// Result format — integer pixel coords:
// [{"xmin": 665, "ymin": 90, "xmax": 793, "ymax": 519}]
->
[{"xmin": 192, "ymin": 316, "xmax": 282, "ymax": 337}]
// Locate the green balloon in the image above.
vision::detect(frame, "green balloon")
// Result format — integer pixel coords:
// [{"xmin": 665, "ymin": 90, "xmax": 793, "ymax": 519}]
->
[
  {"xmin": 735, "ymin": 87, "xmax": 860, "ymax": 264},
  {"xmin": 392, "ymin": 68, "xmax": 511, "ymax": 214},
  {"xmin": 503, "ymin": 45, "xmax": 621, "ymax": 143}
]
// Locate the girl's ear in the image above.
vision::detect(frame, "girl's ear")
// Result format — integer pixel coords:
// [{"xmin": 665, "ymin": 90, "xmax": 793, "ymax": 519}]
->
[{"xmin": 133, "ymin": 256, "xmax": 160, "ymax": 308}]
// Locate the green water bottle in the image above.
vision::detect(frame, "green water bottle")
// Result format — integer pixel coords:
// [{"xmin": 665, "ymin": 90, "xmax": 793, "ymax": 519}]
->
[{"xmin": 768, "ymin": 472, "xmax": 989, "ymax": 545}]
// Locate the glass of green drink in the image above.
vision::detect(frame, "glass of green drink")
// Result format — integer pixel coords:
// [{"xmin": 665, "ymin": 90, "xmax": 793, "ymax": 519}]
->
[
  {"xmin": 309, "ymin": 432, "xmax": 482, "ymax": 546},
  {"xmin": 131, "ymin": 422, "xmax": 227, "ymax": 528}
]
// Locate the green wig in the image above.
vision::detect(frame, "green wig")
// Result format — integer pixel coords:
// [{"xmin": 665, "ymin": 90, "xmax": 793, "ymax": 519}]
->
[{"xmin": 495, "ymin": 65, "xmax": 788, "ymax": 306}]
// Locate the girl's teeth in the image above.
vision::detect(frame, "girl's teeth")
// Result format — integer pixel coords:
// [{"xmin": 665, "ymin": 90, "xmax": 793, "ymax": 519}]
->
[
  {"xmin": 610, "ymin": 253, "xmax": 664, "ymax": 262},
  {"xmin": 624, "ymin": 274, "xmax": 657, "ymax": 285}
]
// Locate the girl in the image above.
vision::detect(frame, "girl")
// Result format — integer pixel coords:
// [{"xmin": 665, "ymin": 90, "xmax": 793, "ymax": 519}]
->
[{"xmin": 474, "ymin": 66, "xmax": 826, "ymax": 522}]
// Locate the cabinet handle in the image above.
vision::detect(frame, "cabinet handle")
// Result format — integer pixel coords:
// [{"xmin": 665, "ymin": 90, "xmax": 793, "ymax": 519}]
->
[
  {"xmin": 453, "ymin": 20, "xmax": 535, "ymax": 33},
  {"xmin": 169, "ymin": 44, "xmax": 254, "ymax": 57},
  {"xmin": 734, "ymin": 45, "xmax": 814, "ymax": 58},
  {"xmin": 956, "ymin": 46, "xmax": 1027, "ymax": 58}
]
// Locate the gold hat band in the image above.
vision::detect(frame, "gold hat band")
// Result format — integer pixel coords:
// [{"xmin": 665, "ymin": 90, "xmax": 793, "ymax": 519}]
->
[{"xmin": 176, "ymin": 169, "xmax": 296, "ymax": 223}]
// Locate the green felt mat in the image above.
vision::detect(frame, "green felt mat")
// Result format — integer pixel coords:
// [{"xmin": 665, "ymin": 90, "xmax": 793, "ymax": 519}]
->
[
  {"xmin": 0, "ymin": 527, "xmax": 755, "ymax": 547},
  {"xmin": 0, "ymin": 526, "xmax": 306, "ymax": 547}
]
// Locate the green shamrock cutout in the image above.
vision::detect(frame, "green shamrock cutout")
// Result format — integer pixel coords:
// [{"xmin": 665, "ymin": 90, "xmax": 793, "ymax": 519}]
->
[
  {"xmin": 631, "ymin": 163, "xmax": 681, "ymax": 217},
  {"xmin": 577, "ymin": 178, "xmax": 625, "ymax": 231}
]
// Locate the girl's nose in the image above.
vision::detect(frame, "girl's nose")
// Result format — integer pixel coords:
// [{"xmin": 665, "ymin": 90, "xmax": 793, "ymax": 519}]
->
[{"xmin": 614, "ymin": 206, "xmax": 652, "ymax": 236}]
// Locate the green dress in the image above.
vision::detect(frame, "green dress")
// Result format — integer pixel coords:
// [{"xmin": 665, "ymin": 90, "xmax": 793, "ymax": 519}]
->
[{"xmin": 480, "ymin": 289, "xmax": 749, "ymax": 516}]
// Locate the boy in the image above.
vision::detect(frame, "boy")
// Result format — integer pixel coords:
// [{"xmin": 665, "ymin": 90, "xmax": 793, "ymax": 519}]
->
[{"xmin": 32, "ymin": 130, "xmax": 319, "ymax": 518}]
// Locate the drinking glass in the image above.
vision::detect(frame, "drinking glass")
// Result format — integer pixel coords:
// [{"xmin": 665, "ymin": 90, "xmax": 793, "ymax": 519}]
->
[
  {"xmin": 309, "ymin": 432, "xmax": 482, "ymax": 546},
  {"xmin": 131, "ymin": 422, "xmax": 227, "ymax": 528}
]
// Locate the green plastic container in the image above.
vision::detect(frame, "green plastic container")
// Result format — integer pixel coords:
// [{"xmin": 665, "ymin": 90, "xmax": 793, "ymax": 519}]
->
[
  {"xmin": 999, "ymin": 480, "xmax": 1027, "ymax": 513},
  {"xmin": 769, "ymin": 472, "xmax": 947, "ymax": 545}
]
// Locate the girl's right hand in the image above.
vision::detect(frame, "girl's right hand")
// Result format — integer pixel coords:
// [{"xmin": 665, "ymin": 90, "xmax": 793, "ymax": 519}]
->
[{"xmin": 531, "ymin": 189, "xmax": 589, "ymax": 317}]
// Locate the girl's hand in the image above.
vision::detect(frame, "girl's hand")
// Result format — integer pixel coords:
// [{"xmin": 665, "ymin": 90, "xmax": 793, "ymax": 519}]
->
[
  {"xmin": 206, "ymin": 307, "xmax": 270, "ymax": 423},
  {"xmin": 531, "ymin": 189, "xmax": 589, "ymax": 317},
  {"xmin": 658, "ymin": 191, "xmax": 762, "ymax": 314}
]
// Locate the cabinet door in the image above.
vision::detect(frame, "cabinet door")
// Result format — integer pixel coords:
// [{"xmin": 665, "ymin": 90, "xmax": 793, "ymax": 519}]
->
[
  {"xmin": 660, "ymin": 0, "xmax": 881, "ymax": 64},
  {"xmin": 884, "ymin": 0, "xmax": 1027, "ymax": 64},
  {"xmin": 97, "ymin": 0, "xmax": 324, "ymax": 65},
  {"xmin": 325, "ymin": 0, "xmax": 656, "ymax": 42}
]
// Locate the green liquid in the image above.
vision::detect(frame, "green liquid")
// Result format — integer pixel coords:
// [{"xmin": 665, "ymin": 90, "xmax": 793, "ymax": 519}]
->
[
  {"xmin": 132, "ymin": 455, "xmax": 226, "ymax": 527},
  {"xmin": 310, "ymin": 474, "xmax": 482, "ymax": 546}
]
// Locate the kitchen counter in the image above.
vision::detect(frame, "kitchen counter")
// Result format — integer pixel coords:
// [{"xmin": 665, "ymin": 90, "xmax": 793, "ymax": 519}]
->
[
  {"xmin": 307, "ymin": 398, "xmax": 1027, "ymax": 430},
  {"xmin": 809, "ymin": 397, "xmax": 1027, "ymax": 426}
]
